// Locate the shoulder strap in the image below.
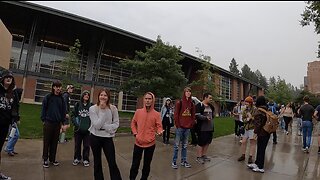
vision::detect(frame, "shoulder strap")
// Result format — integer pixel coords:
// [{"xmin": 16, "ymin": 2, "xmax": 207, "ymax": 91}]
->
[{"xmin": 258, "ymin": 108, "xmax": 268, "ymax": 115}]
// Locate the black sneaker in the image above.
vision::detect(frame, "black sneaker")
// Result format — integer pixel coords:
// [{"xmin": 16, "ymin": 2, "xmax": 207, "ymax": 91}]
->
[
  {"xmin": 51, "ymin": 161, "xmax": 60, "ymax": 166},
  {"xmin": 318, "ymin": 148, "xmax": 320, "ymax": 154},
  {"xmin": 43, "ymin": 160, "xmax": 49, "ymax": 168}
]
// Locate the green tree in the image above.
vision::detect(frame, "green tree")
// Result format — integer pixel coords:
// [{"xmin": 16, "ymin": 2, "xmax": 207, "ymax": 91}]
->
[
  {"xmin": 295, "ymin": 90, "xmax": 320, "ymax": 107},
  {"xmin": 241, "ymin": 64, "xmax": 251, "ymax": 80},
  {"xmin": 229, "ymin": 58, "xmax": 240, "ymax": 76},
  {"xmin": 254, "ymin": 70, "xmax": 268, "ymax": 88},
  {"xmin": 119, "ymin": 36, "xmax": 187, "ymax": 98},
  {"xmin": 60, "ymin": 39, "xmax": 81, "ymax": 86},
  {"xmin": 301, "ymin": 1, "xmax": 320, "ymax": 57},
  {"xmin": 265, "ymin": 76, "xmax": 293, "ymax": 105},
  {"xmin": 189, "ymin": 54, "xmax": 218, "ymax": 99}
]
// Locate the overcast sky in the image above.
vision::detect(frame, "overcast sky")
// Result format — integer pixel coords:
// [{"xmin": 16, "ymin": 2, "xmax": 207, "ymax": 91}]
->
[{"xmin": 30, "ymin": 1, "xmax": 319, "ymax": 87}]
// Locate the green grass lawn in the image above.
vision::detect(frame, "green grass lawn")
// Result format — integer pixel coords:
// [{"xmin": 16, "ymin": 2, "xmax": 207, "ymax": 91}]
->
[
  {"xmin": 213, "ymin": 117, "xmax": 235, "ymax": 138},
  {"xmin": 18, "ymin": 103, "xmax": 234, "ymax": 139},
  {"xmin": 19, "ymin": 103, "xmax": 135, "ymax": 139}
]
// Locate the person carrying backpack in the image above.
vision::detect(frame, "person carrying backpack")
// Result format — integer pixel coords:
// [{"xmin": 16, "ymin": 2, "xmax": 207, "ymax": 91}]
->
[
  {"xmin": 248, "ymin": 96, "xmax": 270, "ymax": 173},
  {"xmin": 72, "ymin": 90, "xmax": 93, "ymax": 167},
  {"xmin": 171, "ymin": 87, "xmax": 195, "ymax": 169}
]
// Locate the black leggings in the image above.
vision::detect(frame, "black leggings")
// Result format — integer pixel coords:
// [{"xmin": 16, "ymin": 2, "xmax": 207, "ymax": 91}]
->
[
  {"xmin": 235, "ymin": 120, "xmax": 244, "ymax": 136},
  {"xmin": 283, "ymin": 116, "xmax": 292, "ymax": 132},
  {"xmin": 162, "ymin": 120, "xmax": 171, "ymax": 142}
]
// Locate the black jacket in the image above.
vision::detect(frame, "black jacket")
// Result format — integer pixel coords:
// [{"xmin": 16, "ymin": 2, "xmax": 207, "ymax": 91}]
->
[
  {"xmin": 0, "ymin": 83, "xmax": 19, "ymax": 125},
  {"xmin": 41, "ymin": 93, "xmax": 66, "ymax": 124},
  {"xmin": 195, "ymin": 102, "xmax": 215, "ymax": 132}
]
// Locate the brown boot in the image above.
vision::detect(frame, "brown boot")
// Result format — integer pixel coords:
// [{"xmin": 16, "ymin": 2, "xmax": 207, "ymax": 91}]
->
[
  {"xmin": 248, "ymin": 156, "xmax": 253, "ymax": 164},
  {"xmin": 238, "ymin": 154, "xmax": 245, "ymax": 161}
]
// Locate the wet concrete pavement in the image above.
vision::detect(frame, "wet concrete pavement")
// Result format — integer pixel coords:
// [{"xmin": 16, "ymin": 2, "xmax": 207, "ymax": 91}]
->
[{"xmin": 1, "ymin": 120, "xmax": 320, "ymax": 180}]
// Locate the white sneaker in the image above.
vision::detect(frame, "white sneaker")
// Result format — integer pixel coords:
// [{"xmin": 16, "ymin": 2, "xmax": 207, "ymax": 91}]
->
[
  {"xmin": 247, "ymin": 163, "xmax": 258, "ymax": 169},
  {"xmin": 73, "ymin": 159, "xmax": 80, "ymax": 166},
  {"xmin": 0, "ymin": 173, "xmax": 11, "ymax": 180},
  {"xmin": 83, "ymin": 160, "xmax": 90, "ymax": 167},
  {"xmin": 252, "ymin": 167, "xmax": 264, "ymax": 173}
]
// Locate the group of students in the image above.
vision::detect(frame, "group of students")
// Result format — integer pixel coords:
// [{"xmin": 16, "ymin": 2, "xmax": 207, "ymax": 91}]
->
[
  {"xmin": 232, "ymin": 94, "xmax": 320, "ymax": 174},
  {"xmin": 40, "ymin": 82, "xmax": 213, "ymax": 180},
  {"xmin": 4, "ymin": 71, "xmax": 319, "ymax": 179}
]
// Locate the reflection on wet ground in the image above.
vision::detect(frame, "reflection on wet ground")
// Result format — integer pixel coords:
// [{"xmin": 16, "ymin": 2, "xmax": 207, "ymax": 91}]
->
[{"xmin": 1, "ymin": 118, "xmax": 319, "ymax": 179}]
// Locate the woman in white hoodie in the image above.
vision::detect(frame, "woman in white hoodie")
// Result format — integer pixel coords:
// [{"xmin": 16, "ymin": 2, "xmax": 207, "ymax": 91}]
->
[{"xmin": 89, "ymin": 89, "xmax": 122, "ymax": 180}]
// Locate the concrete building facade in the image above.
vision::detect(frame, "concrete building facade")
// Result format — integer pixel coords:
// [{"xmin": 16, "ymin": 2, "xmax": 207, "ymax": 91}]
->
[{"xmin": 306, "ymin": 60, "xmax": 320, "ymax": 95}]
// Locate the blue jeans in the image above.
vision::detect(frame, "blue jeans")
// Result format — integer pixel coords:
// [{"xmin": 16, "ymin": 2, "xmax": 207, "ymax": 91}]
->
[
  {"xmin": 172, "ymin": 128, "xmax": 190, "ymax": 163},
  {"xmin": 5, "ymin": 124, "xmax": 20, "ymax": 153},
  {"xmin": 302, "ymin": 121, "xmax": 313, "ymax": 148}
]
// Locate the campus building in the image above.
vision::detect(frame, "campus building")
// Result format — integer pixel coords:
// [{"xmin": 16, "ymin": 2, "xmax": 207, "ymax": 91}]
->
[
  {"xmin": 306, "ymin": 60, "xmax": 320, "ymax": 95},
  {"xmin": 0, "ymin": 1, "xmax": 264, "ymax": 114}
]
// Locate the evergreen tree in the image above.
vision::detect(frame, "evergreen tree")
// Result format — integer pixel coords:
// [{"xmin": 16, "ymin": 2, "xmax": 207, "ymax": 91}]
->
[
  {"xmin": 229, "ymin": 58, "xmax": 240, "ymax": 76},
  {"xmin": 241, "ymin": 64, "xmax": 252, "ymax": 80}
]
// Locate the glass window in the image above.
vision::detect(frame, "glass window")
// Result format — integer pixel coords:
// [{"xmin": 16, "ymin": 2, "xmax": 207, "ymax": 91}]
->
[
  {"xmin": 122, "ymin": 93, "xmax": 137, "ymax": 112},
  {"xmin": 35, "ymin": 79, "xmax": 81, "ymax": 106},
  {"xmin": 220, "ymin": 76, "xmax": 231, "ymax": 100}
]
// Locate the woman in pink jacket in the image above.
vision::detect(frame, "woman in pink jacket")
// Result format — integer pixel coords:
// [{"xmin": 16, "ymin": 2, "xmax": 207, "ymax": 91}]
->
[{"xmin": 129, "ymin": 92, "xmax": 163, "ymax": 180}]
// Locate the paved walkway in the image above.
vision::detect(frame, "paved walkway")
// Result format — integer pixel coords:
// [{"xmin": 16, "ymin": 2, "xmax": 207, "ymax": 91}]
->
[{"xmin": 1, "ymin": 119, "xmax": 320, "ymax": 180}]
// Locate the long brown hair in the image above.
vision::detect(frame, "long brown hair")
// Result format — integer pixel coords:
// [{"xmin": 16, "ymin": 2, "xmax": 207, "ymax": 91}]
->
[{"xmin": 97, "ymin": 88, "xmax": 111, "ymax": 108}]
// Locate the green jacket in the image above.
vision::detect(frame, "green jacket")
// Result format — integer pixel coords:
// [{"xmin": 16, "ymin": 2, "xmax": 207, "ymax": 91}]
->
[{"xmin": 72, "ymin": 101, "xmax": 93, "ymax": 133}]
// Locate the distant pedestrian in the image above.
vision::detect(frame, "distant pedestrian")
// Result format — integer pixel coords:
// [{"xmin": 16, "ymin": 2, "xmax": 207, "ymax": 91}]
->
[
  {"xmin": 296, "ymin": 104, "xmax": 303, "ymax": 136},
  {"xmin": 129, "ymin": 92, "xmax": 163, "ymax": 180},
  {"xmin": 298, "ymin": 95, "xmax": 315, "ymax": 153},
  {"xmin": 267, "ymin": 101, "xmax": 277, "ymax": 144},
  {"xmin": 0, "ymin": 69, "xmax": 20, "ymax": 180},
  {"xmin": 171, "ymin": 87, "xmax": 195, "ymax": 169},
  {"xmin": 160, "ymin": 98, "xmax": 174, "ymax": 144},
  {"xmin": 72, "ymin": 90, "xmax": 93, "ymax": 167},
  {"xmin": 280, "ymin": 103, "xmax": 294, "ymax": 135},
  {"xmin": 248, "ymin": 96, "xmax": 270, "ymax": 173},
  {"xmin": 195, "ymin": 93, "xmax": 214, "ymax": 164},
  {"xmin": 41, "ymin": 80, "xmax": 66, "ymax": 168},
  {"xmin": 89, "ymin": 89, "xmax": 122, "ymax": 180},
  {"xmin": 232, "ymin": 101, "xmax": 243, "ymax": 138},
  {"xmin": 313, "ymin": 103, "xmax": 320, "ymax": 154},
  {"xmin": 60, "ymin": 84, "xmax": 74, "ymax": 143}
]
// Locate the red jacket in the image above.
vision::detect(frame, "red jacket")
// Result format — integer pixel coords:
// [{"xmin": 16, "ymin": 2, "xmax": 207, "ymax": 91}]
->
[{"xmin": 174, "ymin": 95, "xmax": 195, "ymax": 129}]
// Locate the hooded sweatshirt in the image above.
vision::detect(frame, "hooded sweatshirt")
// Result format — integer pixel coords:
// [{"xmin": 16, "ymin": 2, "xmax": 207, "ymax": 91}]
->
[
  {"xmin": 174, "ymin": 90, "xmax": 196, "ymax": 129},
  {"xmin": 73, "ymin": 90, "xmax": 93, "ymax": 133},
  {"xmin": 131, "ymin": 92, "xmax": 163, "ymax": 148},
  {"xmin": 0, "ymin": 70, "xmax": 19, "ymax": 126}
]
